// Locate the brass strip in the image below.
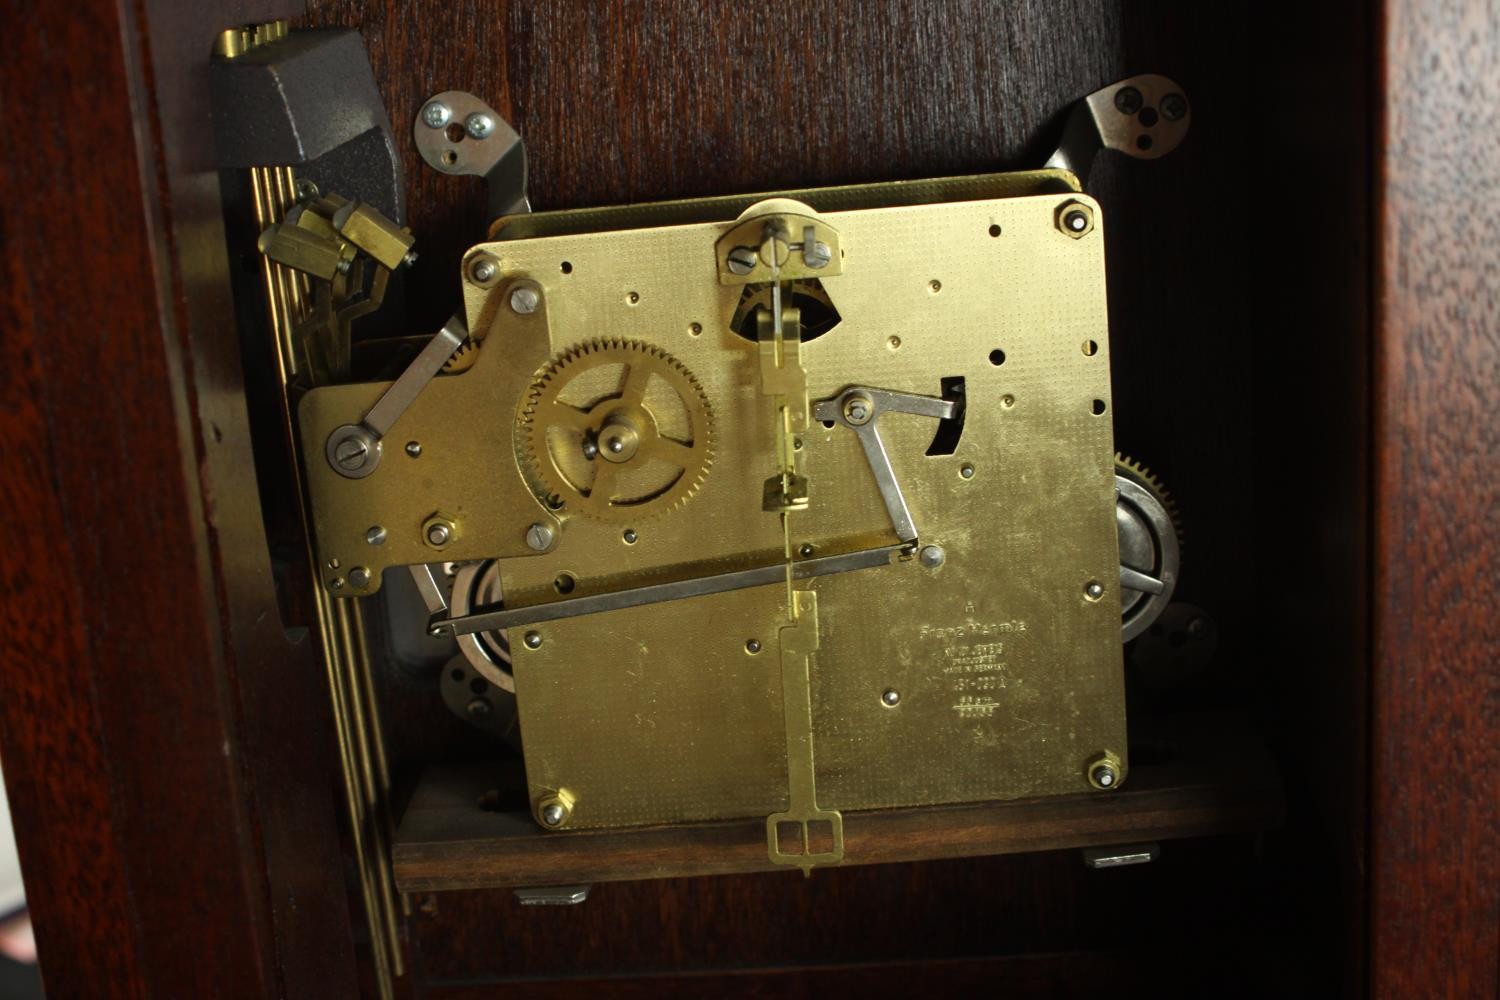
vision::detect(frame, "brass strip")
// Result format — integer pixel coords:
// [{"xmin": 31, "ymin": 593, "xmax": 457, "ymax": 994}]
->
[{"xmin": 232, "ymin": 38, "xmax": 402, "ymax": 984}]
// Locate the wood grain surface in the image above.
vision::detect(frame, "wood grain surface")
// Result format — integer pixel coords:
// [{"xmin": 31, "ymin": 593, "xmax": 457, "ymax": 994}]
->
[
  {"xmin": 1371, "ymin": 1, "xmax": 1500, "ymax": 997},
  {"xmin": 0, "ymin": 1, "xmax": 360, "ymax": 996}
]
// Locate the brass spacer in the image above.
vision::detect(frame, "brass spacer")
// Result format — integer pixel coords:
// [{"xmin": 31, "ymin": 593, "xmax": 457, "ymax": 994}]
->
[{"xmin": 1056, "ymin": 200, "xmax": 1096, "ymax": 239}]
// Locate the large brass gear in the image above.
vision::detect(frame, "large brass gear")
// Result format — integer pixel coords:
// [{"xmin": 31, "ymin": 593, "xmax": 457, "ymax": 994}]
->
[{"xmin": 518, "ymin": 340, "xmax": 713, "ymax": 520}]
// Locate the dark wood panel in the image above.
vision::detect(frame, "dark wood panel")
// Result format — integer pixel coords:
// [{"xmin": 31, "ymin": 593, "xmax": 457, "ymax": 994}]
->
[
  {"xmin": 1371, "ymin": 1, "xmax": 1500, "ymax": 997},
  {"xmin": 0, "ymin": 1, "xmax": 362, "ymax": 996},
  {"xmin": 394, "ymin": 714, "xmax": 1281, "ymax": 891}
]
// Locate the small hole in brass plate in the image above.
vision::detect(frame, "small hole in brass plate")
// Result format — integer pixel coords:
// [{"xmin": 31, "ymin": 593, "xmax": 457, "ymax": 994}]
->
[
  {"xmin": 450, "ymin": 668, "xmax": 464, "ymax": 682},
  {"xmin": 689, "ymin": 321, "xmax": 702, "ymax": 336},
  {"xmin": 1001, "ymin": 394, "xmax": 1016, "ymax": 409},
  {"xmin": 928, "ymin": 279, "xmax": 942, "ymax": 293},
  {"xmin": 1135, "ymin": 134, "xmax": 1153, "ymax": 151},
  {"xmin": 554, "ymin": 572, "xmax": 577, "ymax": 595},
  {"xmin": 1091, "ymin": 399, "xmax": 1107, "ymax": 415},
  {"xmin": 988, "ymin": 224, "xmax": 1002, "ymax": 238},
  {"xmin": 441, "ymin": 149, "xmax": 458, "ymax": 166},
  {"xmin": 989, "ymin": 349, "xmax": 1006, "ymax": 366},
  {"xmin": 626, "ymin": 291, "xmax": 640, "ymax": 305},
  {"xmin": 469, "ymin": 677, "xmax": 488, "ymax": 695},
  {"xmin": 560, "ymin": 260, "xmax": 573, "ymax": 274},
  {"xmin": 1082, "ymin": 339, "xmax": 1098, "ymax": 356}
]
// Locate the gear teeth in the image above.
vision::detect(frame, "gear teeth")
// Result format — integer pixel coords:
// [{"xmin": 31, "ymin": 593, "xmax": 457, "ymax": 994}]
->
[
  {"xmin": 517, "ymin": 339, "xmax": 714, "ymax": 521},
  {"xmin": 1115, "ymin": 452, "xmax": 1184, "ymax": 549}
]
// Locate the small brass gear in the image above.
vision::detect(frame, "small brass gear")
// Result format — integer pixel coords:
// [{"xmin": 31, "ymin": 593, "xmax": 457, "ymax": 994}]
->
[
  {"xmin": 1114, "ymin": 453, "xmax": 1183, "ymax": 543},
  {"xmin": 442, "ymin": 338, "xmax": 479, "ymax": 373},
  {"xmin": 519, "ymin": 340, "xmax": 713, "ymax": 520}
]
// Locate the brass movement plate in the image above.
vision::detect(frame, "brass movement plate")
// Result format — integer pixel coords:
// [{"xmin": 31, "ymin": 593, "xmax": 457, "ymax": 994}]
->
[{"xmin": 298, "ymin": 178, "xmax": 1125, "ymax": 833}]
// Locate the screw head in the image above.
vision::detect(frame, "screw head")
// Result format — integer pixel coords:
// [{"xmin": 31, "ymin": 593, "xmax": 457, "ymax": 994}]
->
[
  {"xmin": 745, "ymin": 639, "xmax": 762, "ymax": 654},
  {"xmin": 466, "ymin": 697, "xmax": 492, "ymax": 719},
  {"xmin": 622, "ymin": 528, "xmax": 638, "ymax": 544},
  {"xmin": 842, "ymin": 394, "xmax": 874, "ymax": 426},
  {"xmin": 421, "ymin": 101, "xmax": 452, "ymax": 128},
  {"xmin": 523, "ymin": 631, "xmax": 543, "ymax": 649},
  {"xmin": 582, "ymin": 438, "xmax": 599, "ymax": 459},
  {"xmin": 960, "ymin": 463, "xmax": 975, "ymax": 479},
  {"xmin": 1187, "ymin": 616, "xmax": 1209, "ymax": 637},
  {"xmin": 726, "ymin": 246, "xmax": 758, "ymax": 275},
  {"xmin": 1085, "ymin": 580, "xmax": 1105, "ymax": 601},
  {"xmin": 1066, "ymin": 210, "xmax": 1089, "ymax": 232},
  {"xmin": 806, "ymin": 241, "xmax": 831, "ymax": 269},
  {"xmin": 882, "ymin": 689, "xmax": 901, "ymax": 706},
  {"xmin": 365, "ymin": 526, "xmax": 387, "ymax": 546},
  {"xmin": 426, "ymin": 522, "xmax": 452, "ymax": 546},
  {"xmin": 405, "ymin": 441, "xmax": 422, "ymax": 458},
  {"xmin": 465, "ymin": 111, "xmax": 495, "ymax": 139},
  {"xmin": 510, "ymin": 286, "xmax": 540, "ymax": 314},
  {"xmin": 798, "ymin": 543, "xmax": 814, "ymax": 558},
  {"xmin": 540, "ymin": 802, "xmax": 565, "ymax": 826},
  {"xmin": 1114, "ymin": 85, "xmax": 1143, "ymax": 115},
  {"xmin": 333, "ymin": 435, "xmax": 368, "ymax": 470},
  {"xmin": 919, "ymin": 544, "xmax": 946, "ymax": 569},
  {"xmin": 470, "ymin": 257, "xmax": 498, "ymax": 283},
  {"xmin": 1160, "ymin": 92, "xmax": 1189, "ymax": 122},
  {"xmin": 348, "ymin": 566, "xmax": 371, "ymax": 588},
  {"xmin": 525, "ymin": 522, "xmax": 555, "ymax": 551}
]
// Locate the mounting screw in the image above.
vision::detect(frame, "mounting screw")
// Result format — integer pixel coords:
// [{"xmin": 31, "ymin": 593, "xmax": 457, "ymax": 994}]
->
[
  {"xmin": 581, "ymin": 438, "xmax": 599, "ymax": 459},
  {"xmin": 1085, "ymin": 580, "xmax": 1105, "ymax": 601},
  {"xmin": 421, "ymin": 101, "xmax": 452, "ymax": 129},
  {"xmin": 348, "ymin": 566, "xmax": 371, "ymax": 588},
  {"xmin": 882, "ymin": 689, "xmax": 901, "ymax": 707},
  {"xmin": 333, "ymin": 436, "xmax": 367, "ymax": 470},
  {"xmin": 424, "ymin": 516, "xmax": 456, "ymax": 548},
  {"xmin": 726, "ymin": 246, "xmax": 758, "ymax": 275},
  {"xmin": 1160, "ymin": 92, "xmax": 1189, "ymax": 122},
  {"xmin": 365, "ymin": 526, "xmax": 387, "ymax": 546},
  {"xmin": 622, "ymin": 528, "xmax": 638, "ymax": 544},
  {"xmin": 525, "ymin": 522, "xmax": 555, "ymax": 551},
  {"xmin": 470, "ymin": 256, "xmax": 498, "ymax": 283},
  {"xmin": 1056, "ymin": 201, "xmax": 1095, "ymax": 239},
  {"xmin": 1088, "ymin": 754, "xmax": 1122, "ymax": 790},
  {"xmin": 1114, "ymin": 86, "xmax": 1143, "ymax": 115},
  {"xmin": 465, "ymin": 111, "xmax": 495, "ymax": 139},
  {"xmin": 466, "ymin": 697, "xmax": 492, "ymax": 719},
  {"xmin": 745, "ymin": 639, "xmax": 762, "ymax": 654},
  {"xmin": 327, "ymin": 424, "xmax": 380, "ymax": 478},
  {"xmin": 402, "ymin": 250, "xmax": 419, "ymax": 268},
  {"xmin": 919, "ymin": 544, "xmax": 946, "ymax": 569},
  {"xmin": 510, "ymin": 286, "xmax": 540, "ymax": 314},
  {"xmin": 842, "ymin": 393, "xmax": 874, "ymax": 426},
  {"xmin": 523, "ymin": 631, "xmax": 543, "ymax": 649},
  {"xmin": 405, "ymin": 441, "xmax": 422, "ymax": 458},
  {"xmin": 805, "ymin": 241, "xmax": 831, "ymax": 269},
  {"xmin": 799, "ymin": 543, "xmax": 814, "ymax": 558},
  {"xmin": 959, "ymin": 463, "xmax": 975, "ymax": 479}
]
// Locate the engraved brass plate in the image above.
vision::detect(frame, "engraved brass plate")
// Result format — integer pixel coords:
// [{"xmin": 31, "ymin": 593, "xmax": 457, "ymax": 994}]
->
[{"xmin": 298, "ymin": 176, "xmax": 1125, "ymax": 834}]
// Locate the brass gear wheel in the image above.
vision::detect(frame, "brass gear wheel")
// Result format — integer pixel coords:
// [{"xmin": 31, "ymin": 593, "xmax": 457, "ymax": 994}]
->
[{"xmin": 519, "ymin": 340, "xmax": 713, "ymax": 520}]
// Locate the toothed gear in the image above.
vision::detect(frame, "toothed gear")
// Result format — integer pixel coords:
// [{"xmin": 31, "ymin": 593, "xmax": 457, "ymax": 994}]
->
[
  {"xmin": 442, "ymin": 339, "xmax": 479, "ymax": 373},
  {"xmin": 1114, "ymin": 454, "xmax": 1182, "ymax": 642},
  {"xmin": 1114, "ymin": 453, "xmax": 1183, "ymax": 544},
  {"xmin": 518, "ymin": 340, "xmax": 713, "ymax": 521}
]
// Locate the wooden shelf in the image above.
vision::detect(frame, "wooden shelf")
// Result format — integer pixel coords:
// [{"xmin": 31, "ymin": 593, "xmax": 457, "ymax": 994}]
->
[{"xmin": 393, "ymin": 712, "xmax": 1283, "ymax": 891}]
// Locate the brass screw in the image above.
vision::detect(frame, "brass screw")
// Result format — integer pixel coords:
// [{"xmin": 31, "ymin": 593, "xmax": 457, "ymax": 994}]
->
[
  {"xmin": 523, "ymin": 631, "xmax": 543, "ymax": 649},
  {"xmin": 745, "ymin": 639, "xmax": 762, "ymax": 654}
]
